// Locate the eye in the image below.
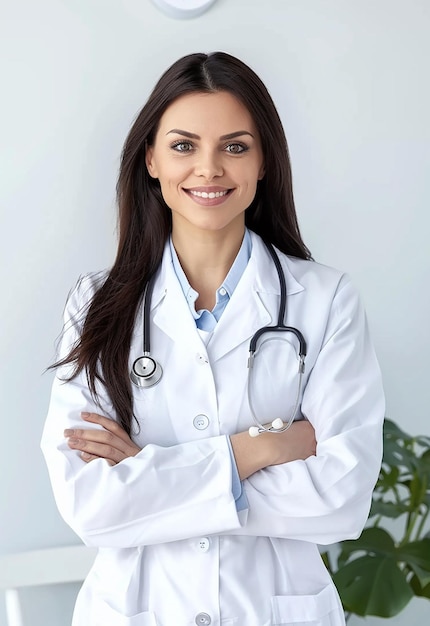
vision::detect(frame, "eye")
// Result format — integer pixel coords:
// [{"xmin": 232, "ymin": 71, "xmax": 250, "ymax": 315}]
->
[
  {"xmin": 171, "ymin": 141, "xmax": 194, "ymax": 152},
  {"xmin": 225, "ymin": 143, "xmax": 248, "ymax": 154}
]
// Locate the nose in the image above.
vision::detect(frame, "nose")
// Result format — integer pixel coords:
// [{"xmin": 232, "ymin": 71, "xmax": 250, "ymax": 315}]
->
[{"xmin": 194, "ymin": 149, "xmax": 223, "ymax": 180}]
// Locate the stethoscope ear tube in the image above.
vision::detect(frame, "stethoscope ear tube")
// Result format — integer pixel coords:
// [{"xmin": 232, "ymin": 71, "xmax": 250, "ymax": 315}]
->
[
  {"xmin": 249, "ymin": 326, "xmax": 307, "ymax": 359},
  {"xmin": 247, "ymin": 242, "xmax": 307, "ymax": 436}
]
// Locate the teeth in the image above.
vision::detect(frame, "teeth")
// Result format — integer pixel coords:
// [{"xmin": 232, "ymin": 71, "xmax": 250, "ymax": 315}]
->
[{"xmin": 189, "ymin": 190, "xmax": 229, "ymax": 199}]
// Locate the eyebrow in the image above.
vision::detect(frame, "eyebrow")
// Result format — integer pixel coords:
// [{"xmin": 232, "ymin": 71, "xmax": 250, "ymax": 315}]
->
[{"xmin": 166, "ymin": 129, "xmax": 254, "ymax": 140}]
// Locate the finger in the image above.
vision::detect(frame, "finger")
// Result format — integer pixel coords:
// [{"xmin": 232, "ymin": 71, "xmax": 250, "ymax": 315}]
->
[
  {"xmin": 81, "ymin": 451, "xmax": 115, "ymax": 466},
  {"xmin": 64, "ymin": 427, "xmax": 140, "ymax": 459},
  {"xmin": 80, "ymin": 451, "xmax": 99, "ymax": 463},
  {"xmin": 81, "ymin": 412, "xmax": 131, "ymax": 443},
  {"xmin": 65, "ymin": 426, "xmax": 129, "ymax": 453},
  {"xmin": 68, "ymin": 437, "xmax": 121, "ymax": 464},
  {"xmin": 79, "ymin": 413, "xmax": 141, "ymax": 457}
]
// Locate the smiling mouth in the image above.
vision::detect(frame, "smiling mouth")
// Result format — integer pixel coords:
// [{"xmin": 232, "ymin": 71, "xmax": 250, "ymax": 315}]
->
[
  {"xmin": 183, "ymin": 187, "xmax": 233, "ymax": 205},
  {"xmin": 189, "ymin": 189, "xmax": 230, "ymax": 199}
]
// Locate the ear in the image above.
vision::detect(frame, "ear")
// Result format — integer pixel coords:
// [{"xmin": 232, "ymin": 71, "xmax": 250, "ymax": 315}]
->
[
  {"xmin": 145, "ymin": 145, "xmax": 158, "ymax": 178},
  {"xmin": 258, "ymin": 162, "xmax": 265, "ymax": 180}
]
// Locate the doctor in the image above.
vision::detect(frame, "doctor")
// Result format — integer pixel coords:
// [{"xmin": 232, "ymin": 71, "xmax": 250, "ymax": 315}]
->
[{"xmin": 42, "ymin": 52, "xmax": 385, "ymax": 626}]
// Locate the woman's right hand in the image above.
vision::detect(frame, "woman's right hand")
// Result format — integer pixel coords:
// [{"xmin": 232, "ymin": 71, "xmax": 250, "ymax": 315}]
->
[{"xmin": 230, "ymin": 420, "xmax": 316, "ymax": 480}]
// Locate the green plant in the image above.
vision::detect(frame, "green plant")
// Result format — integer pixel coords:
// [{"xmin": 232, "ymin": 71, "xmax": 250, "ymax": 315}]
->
[{"xmin": 322, "ymin": 418, "xmax": 430, "ymax": 619}]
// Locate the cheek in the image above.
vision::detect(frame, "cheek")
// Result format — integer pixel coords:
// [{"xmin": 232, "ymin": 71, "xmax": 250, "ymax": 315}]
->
[
  {"xmin": 159, "ymin": 162, "xmax": 189, "ymax": 186},
  {"xmin": 156, "ymin": 171, "xmax": 185, "ymax": 208},
  {"xmin": 236, "ymin": 161, "xmax": 262, "ymax": 186},
  {"xmin": 241, "ymin": 173, "xmax": 260, "ymax": 195}
]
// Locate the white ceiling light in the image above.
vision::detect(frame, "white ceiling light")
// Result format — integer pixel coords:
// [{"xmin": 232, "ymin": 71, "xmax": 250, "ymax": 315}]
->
[{"xmin": 151, "ymin": 0, "xmax": 218, "ymax": 19}]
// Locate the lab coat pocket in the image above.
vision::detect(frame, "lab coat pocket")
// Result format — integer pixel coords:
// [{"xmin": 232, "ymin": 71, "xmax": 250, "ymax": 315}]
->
[
  {"xmin": 271, "ymin": 584, "xmax": 344, "ymax": 625},
  {"xmin": 93, "ymin": 598, "xmax": 158, "ymax": 626}
]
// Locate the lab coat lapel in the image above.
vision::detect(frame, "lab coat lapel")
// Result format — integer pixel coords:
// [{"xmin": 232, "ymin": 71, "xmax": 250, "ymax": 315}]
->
[
  {"xmin": 208, "ymin": 258, "xmax": 271, "ymax": 363},
  {"xmin": 150, "ymin": 244, "xmax": 206, "ymax": 354},
  {"xmin": 149, "ymin": 233, "xmax": 305, "ymax": 362},
  {"xmin": 208, "ymin": 233, "xmax": 304, "ymax": 363}
]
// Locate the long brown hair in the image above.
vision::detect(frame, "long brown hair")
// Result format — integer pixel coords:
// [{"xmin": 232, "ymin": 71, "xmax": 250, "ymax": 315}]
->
[{"xmin": 52, "ymin": 52, "xmax": 312, "ymax": 436}]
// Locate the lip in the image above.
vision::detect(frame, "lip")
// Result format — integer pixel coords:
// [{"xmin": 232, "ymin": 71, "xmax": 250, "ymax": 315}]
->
[
  {"xmin": 183, "ymin": 186, "xmax": 233, "ymax": 207},
  {"xmin": 186, "ymin": 186, "xmax": 230, "ymax": 193}
]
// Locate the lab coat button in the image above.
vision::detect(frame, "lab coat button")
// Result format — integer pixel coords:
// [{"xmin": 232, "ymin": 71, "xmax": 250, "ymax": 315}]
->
[
  {"xmin": 198, "ymin": 537, "xmax": 210, "ymax": 552},
  {"xmin": 193, "ymin": 415, "xmax": 209, "ymax": 430},
  {"xmin": 195, "ymin": 613, "xmax": 211, "ymax": 625}
]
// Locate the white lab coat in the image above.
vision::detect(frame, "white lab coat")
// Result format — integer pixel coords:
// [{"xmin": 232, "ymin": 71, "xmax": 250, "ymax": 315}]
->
[{"xmin": 41, "ymin": 231, "xmax": 385, "ymax": 626}]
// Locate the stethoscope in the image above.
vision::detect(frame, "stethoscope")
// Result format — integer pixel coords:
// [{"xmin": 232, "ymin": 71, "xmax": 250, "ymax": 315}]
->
[{"xmin": 130, "ymin": 241, "xmax": 307, "ymax": 437}]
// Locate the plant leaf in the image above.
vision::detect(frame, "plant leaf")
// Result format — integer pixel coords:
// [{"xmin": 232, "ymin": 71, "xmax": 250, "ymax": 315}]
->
[
  {"xmin": 408, "ymin": 564, "xmax": 430, "ymax": 587},
  {"xmin": 337, "ymin": 527, "xmax": 395, "ymax": 567},
  {"xmin": 396, "ymin": 539, "xmax": 430, "ymax": 572},
  {"xmin": 408, "ymin": 474, "xmax": 427, "ymax": 508},
  {"xmin": 369, "ymin": 499, "xmax": 410, "ymax": 519},
  {"xmin": 416, "ymin": 436, "xmax": 430, "ymax": 450},
  {"xmin": 333, "ymin": 555, "xmax": 413, "ymax": 617},
  {"xmin": 383, "ymin": 419, "xmax": 411, "ymax": 441},
  {"xmin": 410, "ymin": 574, "xmax": 430, "ymax": 599},
  {"xmin": 417, "ymin": 449, "xmax": 430, "ymax": 476},
  {"xmin": 377, "ymin": 465, "xmax": 400, "ymax": 490},
  {"xmin": 382, "ymin": 440, "xmax": 416, "ymax": 472}
]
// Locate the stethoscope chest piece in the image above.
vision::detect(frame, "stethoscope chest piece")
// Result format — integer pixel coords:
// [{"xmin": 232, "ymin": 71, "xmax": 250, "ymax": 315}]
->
[{"xmin": 130, "ymin": 353, "xmax": 163, "ymax": 388}]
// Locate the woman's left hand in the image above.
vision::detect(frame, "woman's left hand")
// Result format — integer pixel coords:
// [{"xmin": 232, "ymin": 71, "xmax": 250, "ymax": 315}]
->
[{"xmin": 64, "ymin": 412, "xmax": 141, "ymax": 465}]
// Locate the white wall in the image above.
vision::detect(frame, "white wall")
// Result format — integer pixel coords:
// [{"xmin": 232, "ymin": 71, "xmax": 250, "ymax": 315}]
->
[{"xmin": 0, "ymin": 0, "xmax": 429, "ymax": 624}]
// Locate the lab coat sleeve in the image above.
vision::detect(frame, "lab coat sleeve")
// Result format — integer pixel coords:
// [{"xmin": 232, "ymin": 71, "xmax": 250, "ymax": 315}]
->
[
  {"xmin": 41, "ymin": 276, "xmax": 243, "ymax": 548},
  {"xmin": 230, "ymin": 276, "xmax": 385, "ymax": 545}
]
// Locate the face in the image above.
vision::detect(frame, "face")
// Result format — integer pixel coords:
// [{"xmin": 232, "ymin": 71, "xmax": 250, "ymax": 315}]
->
[{"xmin": 145, "ymin": 91, "xmax": 265, "ymax": 237}]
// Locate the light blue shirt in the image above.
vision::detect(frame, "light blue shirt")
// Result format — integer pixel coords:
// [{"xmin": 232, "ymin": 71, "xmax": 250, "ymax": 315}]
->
[
  {"xmin": 169, "ymin": 229, "xmax": 252, "ymax": 511},
  {"xmin": 170, "ymin": 229, "xmax": 252, "ymax": 331}
]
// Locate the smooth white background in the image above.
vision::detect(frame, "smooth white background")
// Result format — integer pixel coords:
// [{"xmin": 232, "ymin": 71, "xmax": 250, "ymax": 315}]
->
[{"xmin": 0, "ymin": 0, "xmax": 429, "ymax": 624}]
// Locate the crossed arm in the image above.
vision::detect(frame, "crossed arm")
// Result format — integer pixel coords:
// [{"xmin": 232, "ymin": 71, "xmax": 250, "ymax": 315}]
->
[{"xmin": 65, "ymin": 412, "xmax": 317, "ymax": 479}]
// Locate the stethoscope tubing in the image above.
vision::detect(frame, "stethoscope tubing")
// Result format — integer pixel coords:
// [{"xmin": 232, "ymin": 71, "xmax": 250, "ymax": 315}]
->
[
  {"xmin": 130, "ymin": 272, "xmax": 163, "ymax": 388},
  {"xmin": 130, "ymin": 240, "xmax": 307, "ymax": 435}
]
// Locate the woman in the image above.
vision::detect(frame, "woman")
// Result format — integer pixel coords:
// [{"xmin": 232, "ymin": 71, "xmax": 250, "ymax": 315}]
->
[{"xmin": 42, "ymin": 52, "xmax": 384, "ymax": 626}]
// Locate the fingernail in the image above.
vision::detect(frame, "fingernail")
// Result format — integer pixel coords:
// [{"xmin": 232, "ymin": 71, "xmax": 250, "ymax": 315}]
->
[
  {"xmin": 68, "ymin": 437, "xmax": 79, "ymax": 445},
  {"xmin": 81, "ymin": 452, "xmax": 91, "ymax": 460},
  {"xmin": 81, "ymin": 412, "xmax": 90, "ymax": 419},
  {"xmin": 64, "ymin": 429, "xmax": 74, "ymax": 436}
]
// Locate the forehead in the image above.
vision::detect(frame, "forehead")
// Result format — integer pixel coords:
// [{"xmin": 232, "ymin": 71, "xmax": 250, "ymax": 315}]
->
[{"xmin": 156, "ymin": 91, "xmax": 257, "ymax": 134}]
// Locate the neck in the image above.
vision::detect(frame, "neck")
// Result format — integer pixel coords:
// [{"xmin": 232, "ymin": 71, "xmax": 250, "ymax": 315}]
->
[{"xmin": 171, "ymin": 223, "xmax": 245, "ymax": 310}]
